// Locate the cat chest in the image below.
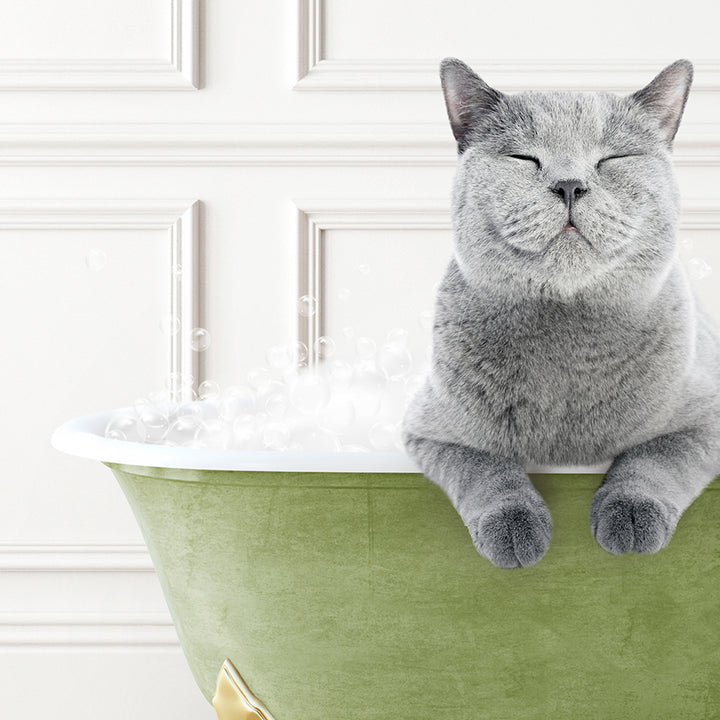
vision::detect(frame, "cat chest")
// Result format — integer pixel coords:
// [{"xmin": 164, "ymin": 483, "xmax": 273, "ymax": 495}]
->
[{"xmin": 451, "ymin": 330, "xmax": 683, "ymax": 449}]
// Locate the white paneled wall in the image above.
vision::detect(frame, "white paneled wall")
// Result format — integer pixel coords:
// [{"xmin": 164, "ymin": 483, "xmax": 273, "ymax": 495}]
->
[{"xmin": 1, "ymin": 1, "xmax": 718, "ymax": 718}]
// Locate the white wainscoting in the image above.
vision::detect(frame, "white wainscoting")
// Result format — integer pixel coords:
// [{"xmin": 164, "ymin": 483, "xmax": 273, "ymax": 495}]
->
[
  {"xmin": 1, "ymin": 0, "xmax": 718, "ymax": 718},
  {"xmin": 0, "ymin": 0, "xmax": 199, "ymax": 89}
]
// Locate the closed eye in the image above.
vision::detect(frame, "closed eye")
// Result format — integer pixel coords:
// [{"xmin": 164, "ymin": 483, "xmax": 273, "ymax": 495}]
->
[
  {"xmin": 508, "ymin": 154, "xmax": 541, "ymax": 169},
  {"xmin": 596, "ymin": 153, "xmax": 642, "ymax": 169}
]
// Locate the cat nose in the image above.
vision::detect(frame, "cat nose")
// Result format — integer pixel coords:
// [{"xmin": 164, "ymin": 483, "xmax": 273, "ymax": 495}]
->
[{"xmin": 550, "ymin": 179, "xmax": 588, "ymax": 210}]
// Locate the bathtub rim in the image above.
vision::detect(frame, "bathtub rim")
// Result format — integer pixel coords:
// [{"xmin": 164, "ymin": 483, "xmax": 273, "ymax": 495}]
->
[
  {"xmin": 51, "ymin": 407, "xmax": 421, "ymax": 473},
  {"xmin": 51, "ymin": 407, "xmax": 613, "ymax": 474}
]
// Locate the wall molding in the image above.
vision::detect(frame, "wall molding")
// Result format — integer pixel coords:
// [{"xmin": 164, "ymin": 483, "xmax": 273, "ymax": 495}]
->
[
  {"xmin": 0, "ymin": 613, "xmax": 178, "ymax": 648},
  {"xmin": 679, "ymin": 201, "xmax": 720, "ymax": 230},
  {"xmin": 0, "ymin": 543, "xmax": 176, "ymax": 648},
  {"xmin": 0, "ymin": 543, "xmax": 152, "ymax": 571},
  {"xmin": 0, "ymin": 199, "xmax": 202, "ymax": 398},
  {"xmin": 296, "ymin": 1, "xmax": 720, "ymax": 92},
  {"xmin": 0, "ymin": 122, "xmax": 716, "ymax": 166},
  {"xmin": 296, "ymin": 58, "xmax": 720, "ymax": 93},
  {"xmin": 0, "ymin": 0, "xmax": 199, "ymax": 89},
  {"xmin": 294, "ymin": 200, "xmax": 451, "ymax": 364},
  {"xmin": 293, "ymin": 198, "xmax": 720, "ymax": 363}
]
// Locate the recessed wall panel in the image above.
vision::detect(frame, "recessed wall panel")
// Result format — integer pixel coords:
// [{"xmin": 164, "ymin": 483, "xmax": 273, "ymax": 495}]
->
[
  {"xmin": 324, "ymin": 0, "xmax": 717, "ymax": 61},
  {"xmin": 0, "ymin": 0, "xmax": 170, "ymax": 60}
]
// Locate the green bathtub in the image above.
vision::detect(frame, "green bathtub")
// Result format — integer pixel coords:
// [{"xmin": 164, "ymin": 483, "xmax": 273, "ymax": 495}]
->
[{"xmin": 53, "ymin": 410, "xmax": 720, "ymax": 719}]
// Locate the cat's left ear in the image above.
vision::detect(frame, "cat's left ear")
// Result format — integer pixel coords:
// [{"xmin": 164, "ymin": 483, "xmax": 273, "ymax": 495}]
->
[
  {"xmin": 440, "ymin": 58, "xmax": 505, "ymax": 153},
  {"xmin": 629, "ymin": 60, "xmax": 693, "ymax": 144}
]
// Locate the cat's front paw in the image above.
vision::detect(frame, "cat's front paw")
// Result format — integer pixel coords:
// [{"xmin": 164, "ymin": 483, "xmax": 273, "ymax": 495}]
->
[
  {"xmin": 590, "ymin": 487, "xmax": 678, "ymax": 555},
  {"xmin": 468, "ymin": 498, "xmax": 552, "ymax": 569}
]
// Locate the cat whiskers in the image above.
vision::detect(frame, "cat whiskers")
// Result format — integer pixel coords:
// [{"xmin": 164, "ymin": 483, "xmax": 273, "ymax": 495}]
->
[{"xmin": 501, "ymin": 206, "xmax": 555, "ymax": 247}]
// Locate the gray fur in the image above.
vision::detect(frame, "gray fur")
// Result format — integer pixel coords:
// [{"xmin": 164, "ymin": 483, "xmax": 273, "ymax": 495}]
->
[{"xmin": 402, "ymin": 58, "xmax": 720, "ymax": 568}]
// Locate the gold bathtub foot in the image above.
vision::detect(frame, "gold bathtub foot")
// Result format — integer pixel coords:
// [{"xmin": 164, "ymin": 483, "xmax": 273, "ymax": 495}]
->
[{"xmin": 212, "ymin": 659, "xmax": 275, "ymax": 720}]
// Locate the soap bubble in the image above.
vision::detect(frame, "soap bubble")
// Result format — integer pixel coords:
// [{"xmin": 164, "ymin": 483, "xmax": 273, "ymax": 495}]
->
[
  {"xmin": 159, "ymin": 316, "xmax": 181, "ymax": 336},
  {"xmin": 338, "ymin": 287, "xmax": 351, "ymax": 301},
  {"xmin": 166, "ymin": 414, "xmax": 203, "ymax": 446},
  {"xmin": 219, "ymin": 385, "xmax": 255, "ymax": 421},
  {"xmin": 418, "ymin": 310, "xmax": 433, "ymax": 331},
  {"xmin": 247, "ymin": 367, "xmax": 273, "ymax": 393},
  {"xmin": 164, "ymin": 372, "xmax": 194, "ymax": 392},
  {"xmin": 148, "ymin": 389, "xmax": 172, "ymax": 404},
  {"xmin": 355, "ymin": 336, "xmax": 376, "ymax": 361},
  {"xmin": 329, "ymin": 359, "xmax": 353, "ymax": 386},
  {"xmin": 358, "ymin": 263, "xmax": 371, "ymax": 276},
  {"xmin": 349, "ymin": 368, "xmax": 385, "ymax": 421},
  {"xmin": 84, "ymin": 249, "xmax": 107, "ymax": 271},
  {"xmin": 377, "ymin": 342, "xmax": 413, "ymax": 380},
  {"xmin": 680, "ymin": 236, "xmax": 694, "ymax": 251},
  {"xmin": 405, "ymin": 373, "xmax": 425, "ymax": 397},
  {"xmin": 380, "ymin": 378, "xmax": 412, "ymax": 418},
  {"xmin": 295, "ymin": 341, "xmax": 309, "ymax": 366},
  {"xmin": 108, "ymin": 318, "xmax": 436, "ymax": 453},
  {"xmin": 257, "ymin": 379, "xmax": 284, "ymax": 398},
  {"xmin": 133, "ymin": 397, "xmax": 150, "ymax": 415},
  {"xmin": 137, "ymin": 408, "xmax": 170, "ymax": 443},
  {"xmin": 175, "ymin": 401, "xmax": 204, "ymax": 418},
  {"xmin": 265, "ymin": 391, "xmax": 288, "ymax": 419},
  {"xmin": 105, "ymin": 413, "xmax": 141, "ymax": 442},
  {"xmin": 318, "ymin": 395, "xmax": 356, "ymax": 433},
  {"xmin": 171, "ymin": 263, "xmax": 183, "ymax": 277},
  {"xmin": 314, "ymin": 336, "xmax": 336, "ymax": 360},
  {"xmin": 387, "ymin": 328, "xmax": 409, "ymax": 346},
  {"xmin": 369, "ymin": 422, "xmax": 399, "ymax": 451},
  {"xmin": 198, "ymin": 380, "xmax": 220, "ymax": 401},
  {"xmin": 297, "ymin": 295, "xmax": 318, "ymax": 318},
  {"xmin": 262, "ymin": 421, "xmax": 291, "ymax": 450},
  {"xmin": 190, "ymin": 328, "xmax": 211, "ymax": 352},
  {"xmin": 167, "ymin": 383, "xmax": 197, "ymax": 403},
  {"xmin": 688, "ymin": 257, "xmax": 712, "ymax": 280},
  {"xmin": 290, "ymin": 371, "xmax": 331, "ymax": 414},
  {"xmin": 232, "ymin": 414, "xmax": 260, "ymax": 449},
  {"xmin": 266, "ymin": 343, "xmax": 295, "ymax": 370},
  {"xmin": 290, "ymin": 422, "xmax": 341, "ymax": 452},
  {"xmin": 194, "ymin": 418, "xmax": 234, "ymax": 449}
]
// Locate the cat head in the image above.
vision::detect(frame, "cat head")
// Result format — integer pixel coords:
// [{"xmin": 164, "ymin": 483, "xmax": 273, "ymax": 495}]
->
[{"xmin": 440, "ymin": 58, "xmax": 693, "ymax": 298}]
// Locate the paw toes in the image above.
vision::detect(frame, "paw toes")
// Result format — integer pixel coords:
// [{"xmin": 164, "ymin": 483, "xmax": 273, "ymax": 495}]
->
[
  {"xmin": 591, "ymin": 492, "xmax": 674, "ymax": 555},
  {"xmin": 471, "ymin": 501, "xmax": 552, "ymax": 569}
]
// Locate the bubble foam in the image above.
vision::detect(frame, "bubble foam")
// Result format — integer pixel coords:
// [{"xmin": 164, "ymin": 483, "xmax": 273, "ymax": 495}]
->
[{"xmin": 106, "ymin": 324, "xmax": 431, "ymax": 453}]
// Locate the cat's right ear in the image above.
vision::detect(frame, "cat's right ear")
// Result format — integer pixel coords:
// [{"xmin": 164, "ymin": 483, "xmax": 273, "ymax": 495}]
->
[{"xmin": 440, "ymin": 58, "xmax": 504, "ymax": 153}]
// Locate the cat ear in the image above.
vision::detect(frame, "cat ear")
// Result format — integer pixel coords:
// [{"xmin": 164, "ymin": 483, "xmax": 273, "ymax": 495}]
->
[
  {"xmin": 440, "ymin": 58, "xmax": 504, "ymax": 153},
  {"xmin": 629, "ymin": 60, "xmax": 693, "ymax": 144}
]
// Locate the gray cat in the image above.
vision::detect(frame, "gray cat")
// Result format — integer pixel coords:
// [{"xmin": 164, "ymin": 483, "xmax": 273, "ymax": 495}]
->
[{"xmin": 401, "ymin": 58, "xmax": 720, "ymax": 568}]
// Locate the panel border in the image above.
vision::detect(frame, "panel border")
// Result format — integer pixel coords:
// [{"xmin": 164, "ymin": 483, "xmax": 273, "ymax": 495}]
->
[
  {"xmin": 295, "ymin": 200, "xmax": 451, "ymax": 366},
  {"xmin": 295, "ymin": 0, "xmax": 720, "ymax": 92},
  {"xmin": 0, "ymin": 0, "xmax": 199, "ymax": 89},
  {"xmin": 0, "ymin": 122, "xmax": 714, "ymax": 166},
  {"xmin": 0, "ymin": 612, "xmax": 178, "ymax": 648},
  {"xmin": 0, "ymin": 199, "xmax": 202, "ymax": 398},
  {"xmin": 0, "ymin": 543, "xmax": 176, "ymax": 648}
]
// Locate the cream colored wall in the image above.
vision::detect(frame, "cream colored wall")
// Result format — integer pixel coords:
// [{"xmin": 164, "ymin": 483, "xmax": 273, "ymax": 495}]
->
[{"xmin": 1, "ymin": 1, "xmax": 718, "ymax": 717}]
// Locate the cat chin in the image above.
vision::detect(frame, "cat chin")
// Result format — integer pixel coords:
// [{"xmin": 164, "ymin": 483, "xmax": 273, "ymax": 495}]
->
[{"xmin": 534, "ymin": 243, "xmax": 605, "ymax": 296}]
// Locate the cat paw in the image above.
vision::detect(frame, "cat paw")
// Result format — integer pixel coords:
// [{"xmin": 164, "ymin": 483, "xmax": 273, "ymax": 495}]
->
[
  {"xmin": 468, "ymin": 498, "xmax": 552, "ymax": 569},
  {"xmin": 590, "ymin": 487, "xmax": 678, "ymax": 555}
]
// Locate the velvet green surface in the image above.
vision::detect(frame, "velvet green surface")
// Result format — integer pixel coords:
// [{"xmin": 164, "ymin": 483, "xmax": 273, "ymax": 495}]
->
[{"xmin": 106, "ymin": 463, "xmax": 720, "ymax": 719}]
